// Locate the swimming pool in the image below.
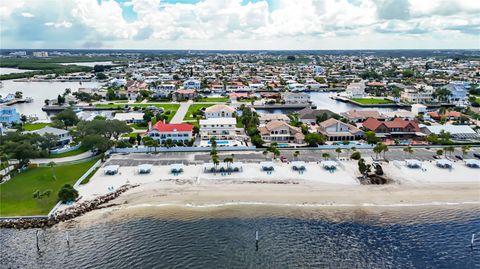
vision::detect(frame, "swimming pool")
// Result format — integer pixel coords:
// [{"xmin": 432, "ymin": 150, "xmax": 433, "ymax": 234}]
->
[
  {"xmin": 277, "ymin": 143, "xmax": 290, "ymax": 147},
  {"xmin": 208, "ymin": 140, "xmax": 230, "ymax": 145}
]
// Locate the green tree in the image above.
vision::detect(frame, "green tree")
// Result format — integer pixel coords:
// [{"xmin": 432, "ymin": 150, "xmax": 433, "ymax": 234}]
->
[
  {"xmin": 58, "ymin": 184, "xmax": 79, "ymax": 203},
  {"xmin": 322, "ymin": 152, "xmax": 330, "ymax": 160},
  {"xmin": 335, "ymin": 148, "xmax": 342, "ymax": 159},
  {"xmin": 364, "ymin": 131, "xmax": 379, "ymax": 145},
  {"xmin": 461, "ymin": 145, "xmax": 471, "ymax": 157},
  {"xmin": 403, "ymin": 146, "xmax": 414, "ymax": 156},
  {"xmin": 48, "ymin": 161, "xmax": 57, "ymax": 180},
  {"xmin": 358, "ymin": 158, "xmax": 371, "ymax": 178},
  {"xmin": 436, "ymin": 149, "xmax": 444, "ymax": 156},
  {"xmin": 304, "ymin": 133, "xmax": 325, "ymax": 146},
  {"xmin": 350, "ymin": 151, "xmax": 361, "ymax": 160},
  {"xmin": 82, "ymin": 135, "xmax": 113, "ymax": 153},
  {"xmin": 54, "ymin": 108, "xmax": 79, "ymax": 127},
  {"xmin": 445, "ymin": 145, "xmax": 455, "ymax": 157},
  {"xmin": 293, "ymin": 150, "xmax": 300, "ymax": 160}
]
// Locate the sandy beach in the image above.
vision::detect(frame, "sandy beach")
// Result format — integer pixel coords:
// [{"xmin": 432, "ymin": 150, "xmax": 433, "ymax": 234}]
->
[{"xmin": 66, "ymin": 160, "xmax": 480, "ymax": 214}]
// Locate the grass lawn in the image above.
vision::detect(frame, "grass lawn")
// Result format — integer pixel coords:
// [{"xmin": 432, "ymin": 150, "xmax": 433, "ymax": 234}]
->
[
  {"xmin": 184, "ymin": 104, "xmax": 214, "ymax": 121},
  {"xmin": 351, "ymin": 98, "xmax": 394, "ymax": 105},
  {"xmin": 120, "ymin": 133, "xmax": 139, "ymax": 139},
  {"xmin": 197, "ymin": 97, "xmax": 229, "ymax": 102},
  {"xmin": 22, "ymin": 123, "xmax": 49, "ymax": 131},
  {"xmin": 47, "ymin": 147, "xmax": 89, "ymax": 158},
  {"xmin": 129, "ymin": 123, "xmax": 148, "ymax": 130},
  {"xmin": 96, "ymin": 103, "xmax": 179, "ymax": 122},
  {"xmin": 0, "ymin": 158, "xmax": 99, "ymax": 217}
]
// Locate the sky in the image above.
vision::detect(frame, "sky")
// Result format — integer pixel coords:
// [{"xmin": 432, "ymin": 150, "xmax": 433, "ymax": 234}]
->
[{"xmin": 0, "ymin": 0, "xmax": 479, "ymax": 50}]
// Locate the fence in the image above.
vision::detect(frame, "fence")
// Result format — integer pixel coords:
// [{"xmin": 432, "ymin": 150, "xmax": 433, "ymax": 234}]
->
[
  {"xmin": 111, "ymin": 146, "xmax": 256, "ymax": 153},
  {"xmin": 49, "ymin": 143, "xmax": 81, "ymax": 155}
]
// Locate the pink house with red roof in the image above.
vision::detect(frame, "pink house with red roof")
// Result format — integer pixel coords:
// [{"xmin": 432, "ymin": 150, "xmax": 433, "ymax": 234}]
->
[
  {"xmin": 147, "ymin": 122, "xmax": 193, "ymax": 144},
  {"xmin": 362, "ymin": 117, "xmax": 422, "ymax": 140}
]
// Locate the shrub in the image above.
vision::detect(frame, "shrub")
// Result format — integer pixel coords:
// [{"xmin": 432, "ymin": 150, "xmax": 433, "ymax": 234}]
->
[{"xmin": 58, "ymin": 184, "xmax": 79, "ymax": 203}]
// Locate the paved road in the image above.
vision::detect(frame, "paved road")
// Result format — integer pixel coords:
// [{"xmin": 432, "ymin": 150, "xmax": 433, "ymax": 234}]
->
[
  {"xmin": 106, "ymin": 148, "xmax": 480, "ymax": 167},
  {"xmin": 31, "ymin": 151, "xmax": 94, "ymax": 164},
  {"xmin": 170, "ymin": 101, "xmax": 191, "ymax": 123}
]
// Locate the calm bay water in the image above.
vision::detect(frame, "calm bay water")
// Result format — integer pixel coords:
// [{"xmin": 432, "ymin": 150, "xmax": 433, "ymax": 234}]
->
[
  {"xmin": 0, "ymin": 80, "xmax": 102, "ymax": 120},
  {"xmin": 0, "ymin": 67, "xmax": 34, "ymax": 75},
  {"xmin": 1, "ymin": 206, "xmax": 479, "ymax": 269}
]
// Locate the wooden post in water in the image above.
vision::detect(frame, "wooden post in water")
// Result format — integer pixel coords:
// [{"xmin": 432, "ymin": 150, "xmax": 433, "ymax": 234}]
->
[
  {"xmin": 471, "ymin": 234, "xmax": 475, "ymax": 249},
  {"xmin": 66, "ymin": 231, "xmax": 70, "ymax": 247},
  {"xmin": 255, "ymin": 231, "xmax": 259, "ymax": 251},
  {"xmin": 35, "ymin": 230, "xmax": 40, "ymax": 252}
]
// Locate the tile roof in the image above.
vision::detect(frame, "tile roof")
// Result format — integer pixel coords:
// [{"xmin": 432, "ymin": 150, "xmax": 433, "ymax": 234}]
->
[{"xmin": 152, "ymin": 122, "xmax": 193, "ymax": 132}]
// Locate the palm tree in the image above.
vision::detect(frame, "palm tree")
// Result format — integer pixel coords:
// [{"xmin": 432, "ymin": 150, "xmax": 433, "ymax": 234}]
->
[
  {"xmin": 223, "ymin": 157, "xmax": 233, "ymax": 172},
  {"xmin": 322, "ymin": 153, "xmax": 330, "ymax": 160},
  {"xmin": 436, "ymin": 149, "xmax": 444, "ymax": 157},
  {"xmin": 262, "ymin": 150, "xmax": 269, "ymax": 160},
  {"xmin": 210, "ymin": 137, "xmax": 217, "ymax": 148},
  {"xmin": 461, "ymin": 145, "xmax": 471, "ymax": 157},
  {"xmin": 212, "ymin": 157, "xmax": 220, "ymax": 173},
  {"xmin": 273, "ymin": 148, "xmax": 280, "ymax": 159},
  {"xmin": 403, "ymin": 146, "xmax": 414, "ymax": 157},
  {"xmin": 48, "ymin": 161, "xmax": 57, "ymax": 180},
  {"xmin": 293, "ymin": 150, "xmax": 300, "ymax": 160},
  {"xmin": 335, "ymin": 148, "xmax": 342, "ymax": 159},
  {"xmin": 445, "ymin": 146, "xmax": 455, "ymax": 157}
]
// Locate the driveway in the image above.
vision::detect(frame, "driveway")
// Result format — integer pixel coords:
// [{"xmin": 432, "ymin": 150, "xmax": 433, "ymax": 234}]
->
[
  {"xmin": 170, "ymin": 101, "xmax": 191, "ymax": 123},
  {"xmin": 30, "ymin": 151, "xmax": 95, "ymax": 164}
]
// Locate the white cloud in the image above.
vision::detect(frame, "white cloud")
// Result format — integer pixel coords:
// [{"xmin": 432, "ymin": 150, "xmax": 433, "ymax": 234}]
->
[
  {"xmin": 44, "ymin": 20, "xmax": 72, "ymax": 28},
  {"xmin": 0, "ymin": 0, "xmax": 25, "ymax": 17},
  {"xmin": 21, "ymin": 12, "xmax": 34, "ymax": 18},
  {"xmin": 2, "ymin": 0, "xmax": 479, "ymax": 49}
]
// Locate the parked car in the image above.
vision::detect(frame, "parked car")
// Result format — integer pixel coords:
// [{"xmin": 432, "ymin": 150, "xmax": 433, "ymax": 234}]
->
[
  {"xmin": 474, "ymin": 153, "xmax": 480, "ymax": 159},
  {"xmin": 455, "ymin": 155, "xmax": 463, "ymax": 160},
  {"xmin": 280, "ymin": 156, "xmax": 288, "ymax": 163}
]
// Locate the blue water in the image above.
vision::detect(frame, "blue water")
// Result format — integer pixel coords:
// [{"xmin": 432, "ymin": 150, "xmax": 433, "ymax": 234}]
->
[
  {"xmin": 1, "ymin": 206, "xmax": 479, "ymax": 269},
  {"xmin": 208, "ymin": 140, "xmax": 229, "ymax": 145}
]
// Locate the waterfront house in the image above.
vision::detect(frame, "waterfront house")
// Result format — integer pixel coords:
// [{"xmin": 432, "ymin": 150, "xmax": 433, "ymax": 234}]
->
[
  {"xmin": 147, "ymin": 122, "xmax": 193, "ymax": 144},
  {"xmin": 317, "ymin": 118, "xmax": 364, "ymax": 141},
  {"xmin": 362, "ymin": 117, "xmax": 421, "ymax": 140},
  {"xmin": 344, "ymin": 81, "xmax": 365, "ymax": 98},
  {"xmin": 281, "ymin": 92, "xmax": 310, "ymax": 105},
  {"xmin": 0, "ymin": 107, "xmax": 21, "ymax": 125},
  {"xmin": 445, "ymin": 82, "xmax": 468, "ymax": 104},
  {"xmin": 125, "ymin": 81, "xmax": 148, "ymax": 100},
  {"xmin": 199, "ymin": 118, "xmax": 237, "ymax": 140},
  {"xmin": 287, "ymin": 83, "xmax": 307, "ymax": 92},
  {"xmin": 152, "ymin": 84, "xmax": 175, "ymax": 98},
  {"xmin": 258, "ymin": 120, "xmax": 304, "ymax": 144},
  {"xmin": 30, "ymin": 126, "xmax": 72, "ymax": 147},
  {"xmin": 400, "ymin": 84, "xmax": 434, "ymax": 104},
  {"xmin": 205, "ymin": 104, "xmax": 236, "ymax": 119}
]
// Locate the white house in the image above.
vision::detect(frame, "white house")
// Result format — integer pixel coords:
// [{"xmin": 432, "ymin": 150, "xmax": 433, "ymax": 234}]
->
[
  {"xmin": 30, "ymin": 126, "xmax": 72, "ymax": 147},
  {"xmin": 204, "ymin": 104, "xmax": 235, "ymax": 119},
  {"xmin": 199, "ymin": 118, "xmax": 237, "ymax": 140},
  {"xmin": 345, "ymin": 81, "xmax": 365, "ymax": 98},
  {"xmin": 258, "ymin": 120, "xmax": 304, "ymax": 144},
  {"xmin": 287, "ymin": 83, "xmax": 307, "ymax": 92}
]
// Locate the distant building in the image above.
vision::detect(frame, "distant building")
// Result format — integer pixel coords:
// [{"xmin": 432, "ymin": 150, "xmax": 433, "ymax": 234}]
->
[
  {"xmin": 173, "ymin": 89, "xmax": 197, "ymax": 101},
  {"xmin": 183, "ymin": 79, "xmax": 201, "ymax": 90},
  {"xmin": 0, "ymin": 107, "xmax": 21, "ymax": 125},
  {"xmin": 204, "ymin": 104, "xmax": 235, "ymax": 119},
  {"xmin": 148, "ymin": 122, "xmax": 193, "ymax": 144},
  {"xmin": 32, "ymin": 51, "xmax": 49, "ymax": 57},
  {"xmin": 445, "ymin": 82, "xmax": 468, "ymax": 103},
  {"xmin": 199, "ymin": 118, "xmax": 237, "ymax": 140}
]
